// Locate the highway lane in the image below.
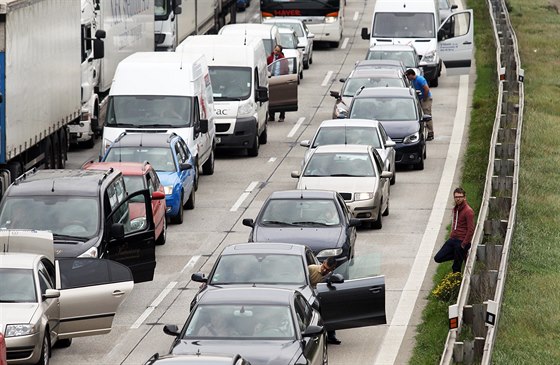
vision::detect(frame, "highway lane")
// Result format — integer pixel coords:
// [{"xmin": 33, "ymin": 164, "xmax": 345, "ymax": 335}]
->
[{"xmin": 51, "ymin": 0, "xmax": 474, "ymax": 364}]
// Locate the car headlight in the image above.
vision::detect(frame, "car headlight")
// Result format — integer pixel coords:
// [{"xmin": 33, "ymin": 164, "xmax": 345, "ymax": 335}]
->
[
  {"xmin": 317, "ymin": 248, "xmax": 343, "ymax": 257},
  {"xmin": 355, "ymin": 192, "xmax": 374, "ymax": 201},
  {"xmin": 422, "ymin": 49, "xmax": 437, "ymax": 63},
  {"xmin": 130, "ymin": 217, "xmax": 147, "ymax": 231},
  {"xmin": 78, "ymin": 246, "xmax": 98, "ymax": 258},
  {"xmin": 5, "ymin": 324, "xmax": 35, "ymax": 337},
  {"xmin": 237, "ymin": 101, "xmax": 255, "ymax": 118},
  {"xmin": 325, "ymin": 16, "xmax": 337, "ymax": 23},
  {"xmin": 164, "ymin": 185, "xmax": 174, "ymax": 195},
  {"xmin": 262, "ymin": 16, "xmax": 273, "ymax": 21},
  {"xmin": 403, "ymin": 131, "xmax": 420, "ymax": 144}
]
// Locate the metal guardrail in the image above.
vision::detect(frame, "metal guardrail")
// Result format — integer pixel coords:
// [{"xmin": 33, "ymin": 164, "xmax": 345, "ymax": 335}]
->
[{"xmin": 439, "ymin": 0, "xmax": 524, "ymax": 363}]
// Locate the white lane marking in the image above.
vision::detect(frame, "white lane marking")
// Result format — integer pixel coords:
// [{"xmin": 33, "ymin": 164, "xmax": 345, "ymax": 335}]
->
[
  {"xmin": 353, "ymin": 11, "xmax": 359, "ymax": 21},
  {"xmin": 230, "ymin": 181, "xmax": 260, "ymax": 211},
  {"xmin": 287, "ymin": 117, "xmax": 306, "ymax": 138},
  {"xmin": 268, "ymin": 157, "xmax": 277, "ymax": 163},
  {"xmin": 181, "ymin": 255, "xmax": 201, "ymax": 273},
  {"xmin": 321, "ymin": 71, "xmax": 333, "ymax": 87},
  {"xmin": 341, "ymin": 37, "xmax": 349, "ymax": 49},
  {"xmin": 131, "ymin": 281, "xmax": 177, "ymax": 329},
  {"xmin": 374, "ymin": 74, "xmax": 470, "ymax": 365}
]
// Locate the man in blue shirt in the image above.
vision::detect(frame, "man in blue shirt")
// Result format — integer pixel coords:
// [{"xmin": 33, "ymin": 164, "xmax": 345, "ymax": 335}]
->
[{"xmin": 406, "ymin": 69, "xmax": 434, "ymax": 141}]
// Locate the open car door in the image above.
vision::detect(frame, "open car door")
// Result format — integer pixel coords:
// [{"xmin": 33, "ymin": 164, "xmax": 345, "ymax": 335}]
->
[
  {"xmin": 55, "ymin": 258, "xmax": 133, "ymax": 339},
  {"xmin": 317, "ymin": 255, "xmax": 386, "ymax": 330},
  {"xmin": 438, "ymin": 10, "xmax": 474, "ymax": 69},
  {"xmin": 268, "ymin": 57, "xmax": 298, "ymax": 113},
  {"xmin": 105, "ymin": 189, "xmax": 156, "ymax": 283}
]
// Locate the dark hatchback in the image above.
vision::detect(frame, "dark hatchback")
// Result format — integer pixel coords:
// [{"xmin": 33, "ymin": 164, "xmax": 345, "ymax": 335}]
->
[
  {"xmin": 242, "ymin": 190, "xmax": 360, "ymax": 265},
  {"xmin": 347, "ymin": 86, "xmax": 429, "ymax": 170}
]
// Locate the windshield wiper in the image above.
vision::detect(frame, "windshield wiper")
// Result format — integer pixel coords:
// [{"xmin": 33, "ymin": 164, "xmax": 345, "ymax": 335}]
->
[
  {"xmin": 139, "ymin": 124, "xmax": 177, "ymax": 128},
  {"xmin": 329, "ymin": 173, "xmax": 356, "ymax": 177},
  {"xmin": 292, "ymin": 221, "xmax": 329, "ymax": 226},
  {"xmin": 53, "ymin": 234, "xmax": 87, "ymax": 242},
  {"xmin": 261, "ymin": 220, "xmax": 295, "ymax": 226},
  {"xmin": 215, "ymin": 96, "xmax": 242, "ymax": 101},
  {"xmin": 110, "ymin": 123, "xmax": 141, "ymax": 127}
]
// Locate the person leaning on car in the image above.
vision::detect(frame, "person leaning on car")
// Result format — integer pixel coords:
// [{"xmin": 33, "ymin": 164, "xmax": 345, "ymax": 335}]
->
[
  {"xmin": 308, "ymin": 257, "xmax": 341, "ymax": 345},
  {"xmin": 405, "ymin": 68, "xmax": 434, "ymax": 141}
]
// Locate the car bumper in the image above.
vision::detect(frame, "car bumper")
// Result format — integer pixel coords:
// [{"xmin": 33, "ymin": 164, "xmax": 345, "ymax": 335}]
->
[
  {"xmin": 5, "ymin": 332, "xmax": 41, "ymax": 364},
  {"xmin": 307, "ymin": 22, "xmax": 341, "ymax": 42},
  {"xmin": 215, "ymin": 117, "xmax": 258, "ymax": 149},
  {"xmin": 395, "ymin": 142, "xmax": 424, "ymax": 165},
  {"xmin": 165, "ymin": 194, "xmax": 181, "ymax": 218},
  {"xmin": 346, "ymin": 198, "xmax": 379, "ymax": 222},
  {"xmin": 68, "ymin": 121, "xmax": 94, "ymax": 143}
]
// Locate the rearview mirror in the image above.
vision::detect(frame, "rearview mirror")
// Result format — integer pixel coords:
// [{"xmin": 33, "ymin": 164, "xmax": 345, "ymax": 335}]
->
[
  {"xmin": 385, "ymin": 139, "xmax": 396, "ymax": 148},
  {"xmin": 423, "ymin": 114, "xmax": 432, "ymax": 122},
  {"xmin": 163, "ymin": 324, "xmax": 180, "ymax": 337},
  {"xmin": 302, "ymin": 325, "xmax": 324, "ymax": 337},
  {"xmin": 330, "ymin": 90, "xmax": 341, "ymax": 99},
  {"xmin": 327, "ymin": 273, "xmax": 345, "ymax": 285},
  {"xmin": 291, "ymin": 171, "xmax": 300, "ymax": 178},
  {"xmin": 93, "ymin": 38, "xmax": 104, "ymax": 59},
  {"xmin": 300, "ymin": 140, "xmax": 311, "ymax": 147},
  {"xmin": 242, "ymin": 218, "xmax": 255, "ymax": 227},
  {"xmin": 110, "ymin": 223, "xmax": 125, "ymax": 240},
  {"xmin": 152, "ymin": 191, "xmax": 165, "ymax": 200},
  {"xmin": 349, "ymin": 218, "xmax": 361, "ymax": 227},
  {"xmin": 256, "ymin": 86, "xmax": 269, "ymax": 102},
  {"xmin": 42, "ymin": 289, "xmax": 60, "ymax": 300},
  {"xmin": 199, "ymin": 119, "xmax": 209, "ymax": 134},
  {"xmin": 179, "ymin": 163, "xmax": 192, "ymax": 171},
  {"xmin": 361, "ymin": 27, "xmax": 370, "ymax": 40},
  {"xmin": 191, "ymin": 272, "xmax": 207, "ymax": 283},
  {"xmin": 381, "ymin": 171, "xmax": 393, "ymax": 179},
  {"xmin": 308, "ymin": 32, "xmax": 315, "ymax": 39}
]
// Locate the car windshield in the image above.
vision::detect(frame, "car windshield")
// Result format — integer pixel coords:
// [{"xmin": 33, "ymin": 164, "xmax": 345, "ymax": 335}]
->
[
  {"xmin": 105, "ymin": 95, "xmax": 193, "ymax": 128},
  {"xmin": 304, "ymin": 152, "xmax": 375, "ymax": 177},
  {"xmin": 373, "ymin": 12, "xmax": 435, "ymax": 38},
  {"xmin": 350, "ymin": 97, "xmax": 417, "ymax": 121},
  {"xmin": 0, "ymin": 197, "xmax": 100, "ymax": 239},
  {"xmin": 0, "ymin": 269, "xmax": 37, "ymax": 303},
  {"xmin": 104, "ymin": 147, "xmax": 175, "ymax": 173},
  {"xmin": 210, "ymin": 254, "xmax": 306, "ymax": 285},
  {"xmin": 312, "ymin": 127, "xmax": 382, "ymax": 148},
  {"xmin": 260, "ymin": 198, "xmax": 341, "ymax": 226},
  {"xmin": 366, "ymin": 50, "xmax": 418, "ymax": 68},
  {"xmin": 184, "ymin": 304, "xmax": 295, "ymax": 339},
  {"xmin": 154, "ymin": 0, "xmax": 167, "ymax": 16},
  {"xmin": 342, "ymin": 76, "xmax": 405, "ymax": 96},
  {"xmin": 209, "ymin": 66, "xmax": 252, "ymax": 100},
  {"xmin": 275, "ymin": 22, "xmax": 304, "ymax": 37},
  {"xmin": 279, "ymin": 33, "xmax": 297, "ymax": 49}
]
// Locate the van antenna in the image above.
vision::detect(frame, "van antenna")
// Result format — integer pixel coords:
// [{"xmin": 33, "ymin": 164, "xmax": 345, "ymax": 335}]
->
[
  {"xmin": 179, "ymin": 46, "xmax": 184, "ymax": 70},
  {"xmin": 244, "ymin": 29, "xmax": 247, "ymax": 46},
  {"xmin": 51, "ymin": 180, "xmax": 55, "ymax": 192},
  {"xmin": 344, "ymin": 124, "xmax": 347, "ymax": 145}
]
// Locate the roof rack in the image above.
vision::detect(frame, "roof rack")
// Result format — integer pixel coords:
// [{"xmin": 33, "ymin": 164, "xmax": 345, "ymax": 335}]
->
[
  {"xmin": 13, "ymin": 167, "xmax": 37, "ymax": 185},
  {"xmin": 166, "ymin": 132, "xmax": 179, "ymax": 143},
  {"xmin": 98, "ymin": 167, "xmax": 114, "ymax": 186},
  {"xmin": 114, "ymin": 131, "xmax": 128, "ymax": 143}
]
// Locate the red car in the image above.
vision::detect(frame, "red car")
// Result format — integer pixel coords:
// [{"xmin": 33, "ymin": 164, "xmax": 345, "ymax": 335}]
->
[
  {"xmin": 83, "ymin": 161, "xmax": 168, "ymax": 245},
  {"xmin": 0, "ymin": 332, "xmax": 6, "ymax": 365}
]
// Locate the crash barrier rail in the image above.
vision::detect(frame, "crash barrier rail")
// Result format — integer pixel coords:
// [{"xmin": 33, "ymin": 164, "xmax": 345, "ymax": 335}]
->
[{"xmin": 439, "ymin": 0, "xmax": 524, "ymax": 363}]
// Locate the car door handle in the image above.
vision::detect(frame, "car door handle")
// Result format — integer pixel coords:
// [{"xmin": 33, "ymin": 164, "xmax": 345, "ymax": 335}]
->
[
  {"xmin": 463, "ymin": 41, "xmax": 472, "ymax": 45},
  {"xmin": 369, "ymin": 286, "xmax": 383, "ymax": 294},
  {"xmin": 112, "ymin": 290, "xmax": 126, "ymax": 297}
]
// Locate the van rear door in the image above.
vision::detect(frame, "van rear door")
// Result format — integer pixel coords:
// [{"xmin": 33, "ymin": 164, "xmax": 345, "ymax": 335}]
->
[
  {"xmin": 438, "ymin": 10, "xmax": 474, "ymax": 69},
  {"xmin": 268, "ymin": 57, "xmax": 298, "ymax": 113}
]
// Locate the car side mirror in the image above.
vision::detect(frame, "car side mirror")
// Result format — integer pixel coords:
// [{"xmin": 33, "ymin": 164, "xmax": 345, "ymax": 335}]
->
[
  {"xmin": 349, "ymin": 218, "xmax": 361, "ymax": 227},
  {"xmin": 308, "ymin": 33, "xmax": 315, "ymax": 39},
  {"xmin": 191, "ymin": 272, "xmax": 207, "ymax": 283},
  {"xmin": 381, "ymin": 171, "xmax": 393, "ymax": 179},
  {"xmin": 338, "ymin": 78, "xmax": 346, "ymax": 83},
  {"xmin": 451, "ymin": 4, "xmax": 458, "ymax": 9},
  {"xmin": 423, "ymin": 114, "xmax": 432, "ymax": 121},
  {"xmin": 152, "ymin": 191, "xmax": 165, "ymax": 200},
  {"xmin": 93, "ymin": 38, "xmax": 104, "ymax": 59},
  {"xmin": 42, "ymin": 289, "xmax": 60, "ymax": 300},
  {"xmin": 337, "ymin": 110, "xmax": 348, "ymax": 119},
  {"xmin": 256, "ymin": 86, "xmax": 269, "ymax": 102},
  {"xmin": 291, "ymin": 171, "xmax": 300, "ymax": 178},
  {"xmin": 330, "ymin": 90, "xmax": 341, "ymax": 99},
  {"xmin": 179, "ymin": 163, "xmax": 192, "ymax": 171},
  {"xmin": 163, "ymin": 324, "xmax": 180, "ymax": 337},
  {"xmin": 242, "ymin": 218, "xmax": 255, "ymax": 227},
  {"xmin": 361, "ymin": 27, "xmax": 370, "ymax": 40},
  {"xmin": 95, "ymin": 29, "xmax": 106, "ymax": 39},
  {"xmin": 385, "ymin": 139, "xmax": 396, "ymax": 148},
  {"xmin": 302, "ymin": 325, "xmax": 324, "ymax": 337},
  {"xmin": 300, "ymin": 140, "xmax": 311, "ymax": 147},
  {"xmin": 327, "ymin": 273, "xmax": 345, "ymax": 285},
  {"xmin": 110, "ymin": 223, "xmax": 125, "ymax": 239},
  {"xmin": 199, "ymin": 119, "xmax": 209, "ymax": 134}
]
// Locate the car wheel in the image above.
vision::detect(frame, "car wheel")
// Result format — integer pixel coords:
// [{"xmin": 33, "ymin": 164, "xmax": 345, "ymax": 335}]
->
[
  {"xmin": 303, "ymin": 58, "xmax": 309, "ymax": 69},
  {"xmin": 247, "ymin": 132, "xmax": 259, "ymax": 157},
  {"xmin": 423, "ymin": 144, "xmax": 427, "ymax": 159},
  {"xmin": 55, "ymin": 338, "xmax": 72, "ymax": 348},
  {"xmin": 430, "ymin": 75, "xmax": 439, "ymax": 87},
  {"xmin": 37, "ymin": 334, "xmax": 50, "ymax": 365},
  {"xmin": 202, "ymin": 149, "xmax": 215, "ymax": 175},
  {"xmin": 259, "ymin": 122, "xmax": 268, "ymax": 144},
  {"xmin": 156, "ymin": 218, "xmax": 167, "ymax": 245},
  {"xmin": 170, "ymin": 193, "xmax": 184, "ymax": 224},
  {"xmin": 193, "ymin": 161, "xmax": 199, "ymax": 191},
  {"xmin": 371, "ymin": 203, "xmax": 383, "ymax": 229},
  {"xmin": 383, "ymin": 197, "xmax": 390, "ymax": 216},
  {"xmin": 300, "ymin": 69, "xmax": 303, "ymax": 79},
  {"xmin": 185, "ymin": 188, "xmax": 195, "ymax": 210},
  {"xmin": 309, "ymin": 52, "xmax": 313, "ymax": 64}
]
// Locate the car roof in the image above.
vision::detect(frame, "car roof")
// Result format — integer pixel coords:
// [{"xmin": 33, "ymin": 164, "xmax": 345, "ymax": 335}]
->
[
  {"xmin": 111, "ymin": 133, "xmax": 179, "ymax": 148},
  {"xmin": 0, "ymin": 253, "xmax": 40, "ymax": 269},
  {"xmin": 318, "ymin": 119, "xmax": 381, "ymax": 128},
  {"xmin": 355, "ymin": 86, "xmax": 416, "ymax": 98},
  {"xmin": 268, "ymin": 189, "xmax": 338, "ymax": 200},
  {"xmin": 313, "ymin": 144, "xmax": 371, "ymax": 153},
  {"xmin": 355, "ymin": 59, "xmax": 405, "ymax": 68},
  {"xmin": 350, "ymin": 67, "xmax": 404, "ymax": 78},
  {"xmin": 148, "ymin": 353, "xmax": 244, "ymax": 365},
  {"xmin": 368, "ymin": 44, "xmax": 417, "ymax": 52},
  {"xmin": 199, "ymin": 287, "xmax": 294, "ymax": 305},
  {"xmin": 6, "ymin": 169, "xmax": 119, "ymax": 197},
  {"xmin": 221, "ymin": 243, "xmax": 308, "ymax": 256},
  {"xmin": 278, "ymin": 27, "xmax": 296, "ymax": 34},
  {"xmin": 83, "ymin": 161, "xmax": 153, "ymax": 176}
]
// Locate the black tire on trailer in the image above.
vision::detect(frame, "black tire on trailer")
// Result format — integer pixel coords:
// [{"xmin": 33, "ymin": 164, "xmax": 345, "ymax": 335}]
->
[
  {"xmin": 58, "ymin": 128, "xmax": 68, "ymax": 169},
  {"xmin": 44, "ymin": 135, "xmax": 56, "ymax": 170},
  {"xmin": 52, "ymin": 132, "xmax": 61, "ymax": 169},
  {"xmin": 7, "ymin": 160, "xmax": 23, "ymax": 181}
]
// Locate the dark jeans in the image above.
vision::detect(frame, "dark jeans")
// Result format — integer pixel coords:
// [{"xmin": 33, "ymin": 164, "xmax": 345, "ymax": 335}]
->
[
  {"xmin": 434, "ymin": 238, "xmax": 471, "ymax": 273},
  {"xmin": 270, "ymin": 111, "xmax": 285, "ymax": 120}
]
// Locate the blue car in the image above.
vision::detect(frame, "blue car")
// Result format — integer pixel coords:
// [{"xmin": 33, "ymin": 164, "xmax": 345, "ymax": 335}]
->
[
  {"xmin": 237, "ymin": 0, "xmax": 250, "ymax": 11},
  {"xmin": 103, "ymin": 132, "xmax": 196, "ymax": 224}
]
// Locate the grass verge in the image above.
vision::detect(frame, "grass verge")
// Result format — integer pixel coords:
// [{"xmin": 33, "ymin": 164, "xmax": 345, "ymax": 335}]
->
[{"xmin": 408, "ymin": 0, "xmax": 498, "ymax": 363}]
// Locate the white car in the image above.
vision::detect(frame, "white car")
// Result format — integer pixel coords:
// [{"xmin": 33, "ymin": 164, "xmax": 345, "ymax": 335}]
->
[
  {"xmin": 278, "ymin": 27, "xmax": 304, "ymax": 81},
  {"xmin": 263, "ymin": 18, "xmax": 314, "ymax": 69},
  {"xmin": 300, "ymin": 119, "xmax": 397, "ymax": 185},
  {"xmin": 291, "ymin": 144, "xmax": 392, "ymax": 229}
]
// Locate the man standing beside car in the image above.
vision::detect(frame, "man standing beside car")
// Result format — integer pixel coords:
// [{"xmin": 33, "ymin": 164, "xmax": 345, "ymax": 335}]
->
[
  {"xmin": 406, "ymin": 68, "xmax": 434, "ymax": 140},
  {"xmin": 308, "ymin": 257, "xmax": 342, "ymax": 345}
]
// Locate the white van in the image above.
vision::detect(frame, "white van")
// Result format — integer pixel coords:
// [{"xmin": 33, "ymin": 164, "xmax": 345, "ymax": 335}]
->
[
  {"xmin": 218, "ymin": 23, "xmax": 281, "ymax": 57},
  {"xmin": 102, "ymin": 52, "xmax": 216, "ymax": 176},
  {"xmin": 177, "ymin": 35, "xmax": 270, "ymax": 156},
  {"xmin": 361, "ymin": 0, "xmax": 474, "ymax": 87}
]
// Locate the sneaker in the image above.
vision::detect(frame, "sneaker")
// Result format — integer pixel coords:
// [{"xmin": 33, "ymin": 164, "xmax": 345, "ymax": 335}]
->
[
  {"xmin": 427, "ymin": 133, "xmax": 434, "ymax": 141},
  {"xmin": 268, "ymin": 117, "xmax": 275, "ymax": 122},
  {"xmin": 327, "ymin": 336, "xmax": 342, "ymax": 345},
  {"xmin": 278, "ymin": 117, "xmax": 285, "ymax": 122}
]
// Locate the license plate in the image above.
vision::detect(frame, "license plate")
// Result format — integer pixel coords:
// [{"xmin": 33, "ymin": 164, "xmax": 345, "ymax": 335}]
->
[{"xmin": 216, "ymin": 137, "xmax": 222, "ymax": 144}]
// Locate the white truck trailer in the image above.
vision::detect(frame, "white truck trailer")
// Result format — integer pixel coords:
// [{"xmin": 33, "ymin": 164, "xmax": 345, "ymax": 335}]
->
[
  {"xmin": 155, "ymin": 0, "xmax": 238, "ymax": 51},
  {"xmin": 0, "ymin": 0, "xmax": 82, "ymax": 196}
]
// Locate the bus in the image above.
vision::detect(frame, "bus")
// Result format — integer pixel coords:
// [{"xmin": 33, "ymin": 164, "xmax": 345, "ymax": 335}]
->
[{"xmin": 260, "ymin": 0, "xmax": 344, "ymax": 47}]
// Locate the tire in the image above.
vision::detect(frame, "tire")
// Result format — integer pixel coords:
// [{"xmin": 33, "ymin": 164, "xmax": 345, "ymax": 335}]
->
[
  {"xmin": 414, "ymin": 157, "xmax": 425, "ymax": 170},
  {"xmin": 83, "ymin": 136, "xmax": 95, "ymax": 149},
  {"xmin": 259, "ymin": 122, "xmax": 268, "ymax": 145},
  {"xmin": 170, "ymin": 193, "xmax": 184, "ymax": 224},
  {"xmin": 300, "ymin": 69, "xmax": 304, "ymax": 79},
  {"xmin": 44, "ymin": 135, "xmax": 56, "ymax": 170},
  {"xmin": 156, "ymin": 218, "xmax": 167, "ymax": 245},
  {"xmin": 371, "ymin": 203, "xmax": 383, "ymax": 229},
  {"xmin": 247, "ymin": 132, "xmax": 259, "ymax": 157},
  {"xmin": 36, "ymin": 334, "xmax": 50, "ymax": 365},
  {"xmin": 55, "ymin": 338, "xmax": 72, "ymax": 348},
  {"xmin": 193, "ymin": 160, "xmax": 199, "ymax": 191},
  {"xmin": 430, "ymin": 75, "xmax": 439, "ymax": 87},
  {"xmin": 202, "ymin": 149, "xmax": 215, "ymax": 175},
  {"xmin": 185, "ymin": 188, "xmax": 195, "ymax": 210},
  {"xmin": 303, "ymin": 59, "xmax": 309, "ymax": 69},
  {"xmin": 58, "ymin": 129, "xmax": 67, "ymax": 169}
]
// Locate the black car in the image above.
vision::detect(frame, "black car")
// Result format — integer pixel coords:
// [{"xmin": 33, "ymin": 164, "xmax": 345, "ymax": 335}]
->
[
  {"xmin": 242, "ymin": 190, "xmax": 360, "ymax": 265},
  {"xmin": 346, "ymin": 86, "xmax": 429, "ymax": 170},
  {"xmin": 0, "ymin": 169, "xmax": 159, "ymax": 283},
  {"xmin": 145, "ymin": 352, "xmax": 252, "ymax": 365}
]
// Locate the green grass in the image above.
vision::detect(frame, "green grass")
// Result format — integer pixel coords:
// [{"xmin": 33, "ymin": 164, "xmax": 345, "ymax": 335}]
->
[{"xmin": 408, "ymin": 0, "xmax": 497, "ymax": 363}]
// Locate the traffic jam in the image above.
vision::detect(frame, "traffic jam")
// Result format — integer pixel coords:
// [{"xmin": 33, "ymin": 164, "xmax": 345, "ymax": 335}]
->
[{"xmin": 0, "ymin": 0, "xmax": 473, "ymax": 364}]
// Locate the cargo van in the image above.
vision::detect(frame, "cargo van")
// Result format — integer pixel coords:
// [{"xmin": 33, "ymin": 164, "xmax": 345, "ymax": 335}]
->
[
  {"xmin": 361, "ymin": 0, "xmax": 474, "ymax": 87},
  {"xmin": 102, "ymin": 52, "xmax": 217, "ymax": 184},
  {"xmin": 177, "ymin": 35, "xmax": 270, "ymax": 156}
]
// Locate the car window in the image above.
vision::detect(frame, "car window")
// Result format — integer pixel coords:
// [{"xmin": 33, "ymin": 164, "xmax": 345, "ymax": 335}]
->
[
  {"xmin": 333, "ymin": 253, "xmax": 382, "ymax": 280},
  {"xmin": 366, "ymin": 50, "xmax": 418, "ymax": 68},
  {"xmin": 0, "ymin": 268, "xmax": 37, "ymax": 302},
  {"xmin": 38, "ymin": 262, "xmax": 54, "ymax": 291},
  {"xmin": 336, "ymin": 195, "xmax": 351, "ymax": 220},
  {"xmin": 304, "ymin": 152, "xmax": 375, "ymax": 177},
  {"xmin": 150, "ymin": 170, "xmax": 161, "ymax": 191},
  {"xmin": 342, "ymin": 76, "xmax": 405, "ymax": 96},
  {"xmin": 294, "ymin": 293, "xmax": 312, "ymax": 331},
  {"xmin": 174, "ymin": 142, "xmax": 186, "ymax": 164},
  {"xmin": 104, "ymin": 147, "xmax": 176, "ymax": 172},
  {"xmin": 260, "ymin": 199, "xmax": 341, "ymax": 226},
  {"xmin": 371, "ymin": 148, "xmax": 385, "ymax": 173},
  {"xmin": 108, "ymin": 190, "xmax": 151, "ymax": 234},
  {"xmin": 275, "ymin": 22, "xmax": 305, "ymax": 37},
  {"xmin": 178, "ymin": 139, "xmax": 190, "ymax": 160},
  {"xmin": 41, "ymin": 258, "xmax": 56, "ymax": 286},
  {"xmin": 379, "ymin": 123, "xmax": 389, "ymax": 144},
  {"xmin": 350, "ymin": 97, "xmax": 417, "ymax": 121},
  {"xmin": 58, "ymin": 258, "xmax": 132, "ymax": 289},
  {"xmin": 313, "ymin": 127, "xmax": 382, "ymax": 148}
]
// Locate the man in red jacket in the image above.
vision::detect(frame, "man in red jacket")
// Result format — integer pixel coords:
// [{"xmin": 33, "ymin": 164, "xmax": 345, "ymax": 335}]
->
[{"xmin": 434, "ymin": 187, "xmax": 475, "ymax": 273}]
